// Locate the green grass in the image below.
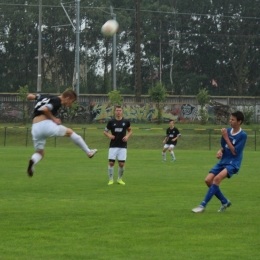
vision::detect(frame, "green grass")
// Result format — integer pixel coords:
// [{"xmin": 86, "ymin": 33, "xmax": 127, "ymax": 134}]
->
[{"xmin": 0, "ymin": 147, "xmax": 259, "ymax": 260}]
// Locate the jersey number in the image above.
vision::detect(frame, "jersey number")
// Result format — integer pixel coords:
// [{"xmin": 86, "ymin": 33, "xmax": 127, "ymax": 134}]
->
[{"xmin": 35, "ymin": 98, "xmax": 50, "ymax": 109}]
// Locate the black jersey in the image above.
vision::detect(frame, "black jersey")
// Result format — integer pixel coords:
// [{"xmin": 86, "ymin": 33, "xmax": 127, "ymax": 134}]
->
[
  {"xmin": 165, "ymin": 127, "xmax": 180, "ymax": 145},
  {"xmin": 105, "ymin": 118, "xmax": 131, "ymax": 148},
  {"xmin": 32, "ymin": 94, "xmax": 62, "ymax": 119}
]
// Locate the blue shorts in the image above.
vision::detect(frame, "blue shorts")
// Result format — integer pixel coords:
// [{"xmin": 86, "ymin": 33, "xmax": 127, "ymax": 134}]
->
[{"xmin": 209, "ymin": 163, "xmax": 239, "ymax": 178}]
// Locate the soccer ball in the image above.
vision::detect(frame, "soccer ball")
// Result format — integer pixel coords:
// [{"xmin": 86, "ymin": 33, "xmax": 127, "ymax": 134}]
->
[{"xmin": 101, "ymin": 20, "xmax": 119, "ymax": 37}]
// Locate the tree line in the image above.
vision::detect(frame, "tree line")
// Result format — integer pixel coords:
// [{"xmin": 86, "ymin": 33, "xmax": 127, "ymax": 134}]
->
[{"xmin": 0, "ymin": 0, "xmax": 260, "ymax": 97}]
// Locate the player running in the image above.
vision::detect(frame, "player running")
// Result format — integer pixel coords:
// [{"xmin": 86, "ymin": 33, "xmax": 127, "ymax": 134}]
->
[{"xmin": 162, "ymin": 120, "xmax": 181, "ymax": 162}]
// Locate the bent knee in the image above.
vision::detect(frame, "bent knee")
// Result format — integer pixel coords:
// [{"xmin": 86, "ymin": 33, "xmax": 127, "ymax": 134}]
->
[
  {"xmin": 65, "ymin": 128, "xmax": 74, "ymax": 136},
  {"xmin": 36, "ymin": 150, "xmax": 45, "ymax": 158},
  {"xmin": 205, "ymin": 178, "xmax": 212, "ymax": 187}
]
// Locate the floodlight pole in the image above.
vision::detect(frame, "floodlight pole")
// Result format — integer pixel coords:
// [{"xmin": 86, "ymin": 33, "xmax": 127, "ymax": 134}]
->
[
  {"xmin": 75, "ymin": 0, "xmax": 80, "ymax": 96},
  {"xmin": 61, "ymin": 1, "xmax": 80, "ymax": 96},
  {"xmin": 37, "ymin": 0, "xmax": 42, "ymax": 93},
  {"xmin": 110, "ymin": 6, "xmax": 117, "ymax": 91}
]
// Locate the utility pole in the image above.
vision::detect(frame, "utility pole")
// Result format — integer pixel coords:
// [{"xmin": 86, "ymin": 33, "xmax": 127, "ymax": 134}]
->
[
  {"xmin": 61, "ymin": 1, "xmax": 80, "ymax": 96},
  {"xmin": 110, "ymin": 6, "xmax": 117, "ymax": 90},
  {"xmin": 159, "ymin": 20, "xmax": 162, "ymax": 84},
  {"xmin": 75, "ymin": 0, "xmax": 80, "ymax": 96},
  {"xmin": 135, "ymin": 0, "xmax": 141, "ymax": 102},
  {"xmin": 37, "ymin": 0, "xmax": 42, "ymax": 93}
]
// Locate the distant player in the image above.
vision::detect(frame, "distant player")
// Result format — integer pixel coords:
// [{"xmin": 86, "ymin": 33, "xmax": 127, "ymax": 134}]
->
[
  {"xmin": 27, "ymin": 89, "xmax": 97, "ymax": 177},
  {"xmin": 162, "ymin": 120, "xmax": 181, "ymax": 162},
  {"xmin": 192, "ymin": 111, "xmax": 247, "ymax": 213},
  {"xmin": 104, "ymin": 105, "xmax": 132, "ymax": 185}
]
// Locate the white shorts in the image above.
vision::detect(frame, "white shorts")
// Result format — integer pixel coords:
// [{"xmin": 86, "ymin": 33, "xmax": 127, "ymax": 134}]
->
[
  {"xmin": 108, "ymin": 148, "xmax": 127, "ymax": 162},
  {"xmin": 31, "ymin": 120, "xmax": 67, "ymax": 151},
  {"xmin": 163, "ymin": 144, "xmax": 175, "ymax": 149}
]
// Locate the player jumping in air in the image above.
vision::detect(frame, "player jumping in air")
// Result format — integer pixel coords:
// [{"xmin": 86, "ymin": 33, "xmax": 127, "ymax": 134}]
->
[{"xmin": 27, "ymin": 89, "xmax": 97, "ymax": 177}]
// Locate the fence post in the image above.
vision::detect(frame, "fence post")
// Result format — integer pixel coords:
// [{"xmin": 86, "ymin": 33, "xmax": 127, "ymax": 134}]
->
[
  {"xmin": 26, "ymin": 127, "xmax": 29, "ymax": 147},
  {"xmin": 255, "ymin": 130, "xmax": 256, "ymax": 151},
  {"xmin": 4, "ymin": 127, "xmax": 7, "ymax": 146},
  {"xmin": 208, "ymin": 129, "xmax": 212, "ymax": 151},
  {"xmin": 83, "ymin": 128, "xmax": 86, "ymax": 141}
]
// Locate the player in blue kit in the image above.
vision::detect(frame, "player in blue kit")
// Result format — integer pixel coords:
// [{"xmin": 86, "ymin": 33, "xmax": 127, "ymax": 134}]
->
[
  {"xmin": 27, "ymin": 89, "xmax": 97, "ymax": 177},
  {"xmin": 162, "ymin": 120, "xmax": 181, "ymax": 162},
  {"xmin": 104, "ymin": 105, "xmax": 132, "ymax": 185},
  {"xmin": 192, "ymin": 111, "xmax": 247, "ymax": 213}
]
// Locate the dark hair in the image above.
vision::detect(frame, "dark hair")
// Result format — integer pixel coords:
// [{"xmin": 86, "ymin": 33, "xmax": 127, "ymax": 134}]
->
[
  {"xmin": 231, "ymin": 111, "xmax": 244, "ymax": 123},
  {"xmin": 114, "ymin": 105, "xmax": 122, "ymax": 110},
  {"xmin": 62, "ymin": 89, "xmax": 77, "ymax": 101}
]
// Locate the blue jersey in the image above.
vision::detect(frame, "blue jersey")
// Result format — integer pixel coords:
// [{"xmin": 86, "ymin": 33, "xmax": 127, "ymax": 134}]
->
[{"xmin": 219, "ymin": 128, "xmax": 247, "ymax": 170}]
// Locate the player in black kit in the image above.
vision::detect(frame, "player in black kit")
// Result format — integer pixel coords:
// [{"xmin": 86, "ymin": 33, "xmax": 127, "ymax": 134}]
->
[
  {"xmin": 104, "ymin": 105, "xmax": 132, "ymax": 185},
  {"xmin": 26, "ymin": 89, "xmax": 97, "ymax": 177},
  {"xmin": 162, "ymin": 120, "xmax": 181, "ymax": 162}
]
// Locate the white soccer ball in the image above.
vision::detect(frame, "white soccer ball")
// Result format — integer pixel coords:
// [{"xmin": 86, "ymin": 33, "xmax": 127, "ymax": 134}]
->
[{"xmin": 101, "ymin": 20, "xmax": 119, "ymax": 37}]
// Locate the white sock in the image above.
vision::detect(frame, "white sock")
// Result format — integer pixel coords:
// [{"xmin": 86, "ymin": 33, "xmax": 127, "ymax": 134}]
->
[
  {"xmin": 162, "ymin": 152, "xmax": 166, "ymax": 161},
  {"xmin": 170, "ymin": 151, "xmax": 175, "ymax": 159},
  {"xmin": 118, "ymin": 167, "xmax": 124, "ymax": 180},
  {"xmin": 31, "ymin": 153, "xmax": 42, "ymax": 165},
  {"xmin": 108, "ymin": 166, "xmax": 114, "ymax": 181},
  {"xmin": 70, "ymin": 132, "xmax": 91, "ymax": 154}
]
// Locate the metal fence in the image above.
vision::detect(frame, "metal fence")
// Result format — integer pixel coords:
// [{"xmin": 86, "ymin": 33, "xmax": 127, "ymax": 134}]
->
[{"xmin": 1, "ymin": 126, "xmax": 259, "ymax": 151}]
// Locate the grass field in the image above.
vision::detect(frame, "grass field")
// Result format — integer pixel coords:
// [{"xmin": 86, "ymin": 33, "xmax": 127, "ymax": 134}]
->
[{"xmin": 0, "ymin": 145, "xmax": 259, "ymax": 260}]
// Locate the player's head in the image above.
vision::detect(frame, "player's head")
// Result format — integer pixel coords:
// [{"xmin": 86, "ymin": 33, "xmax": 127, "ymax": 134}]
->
[
  {"xmin": 61, "ymin": 89, "xmax": 77, "ymax": 107},
  {"xmin": 231, "ymin": 111, "xmax": 244, "ymax": 125},
  {"xmin": 169, "ymin": 120, "xmax": 175, "ymax": 127},
  {"xmin": 114, "ymin": 105, "xmax": 123, "ymax": 111},
  {"xmin": 114, "ymin": 105, "xmax": 123, "ymax": 118}
]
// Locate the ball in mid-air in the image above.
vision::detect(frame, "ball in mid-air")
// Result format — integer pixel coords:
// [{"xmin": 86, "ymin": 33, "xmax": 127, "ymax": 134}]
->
[{"xmin": 101, "ymin": 20, "xmax": 119, "ymax": 36}]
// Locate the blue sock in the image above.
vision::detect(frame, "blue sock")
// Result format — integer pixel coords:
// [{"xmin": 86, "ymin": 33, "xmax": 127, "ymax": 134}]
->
[
  {"xmin": 215, "ymin": 189, "xmax": 228, "ymax": 205},
  {"xmin": 200, "ymin": 184, "xmax": 219, "ymax": 207}
]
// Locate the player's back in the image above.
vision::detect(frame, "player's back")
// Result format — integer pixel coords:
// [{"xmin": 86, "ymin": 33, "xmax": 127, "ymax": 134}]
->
[{"xmin": 32, "ymin": 94, "xmax": 61, "ymax": 119}]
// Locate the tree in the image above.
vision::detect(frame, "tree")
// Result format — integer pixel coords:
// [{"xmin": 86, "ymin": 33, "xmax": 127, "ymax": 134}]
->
[
  {"xmin": 0, "ymin": 2, "xmax": 38, "ymax": 92},
  {"xmin": 108, "ymin": 90, "xmax": 123, "ymax": 106},
  {"xmin": 149, "ymin": 82, "xmax": 168, "ymax": 124},
  {"xmin": 1, "ymin": 1, "xmax": 260, "ymax": 96},
  {"xmin": 196, "ymin": 88, "xmax": 210, "ymax": 125}
]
